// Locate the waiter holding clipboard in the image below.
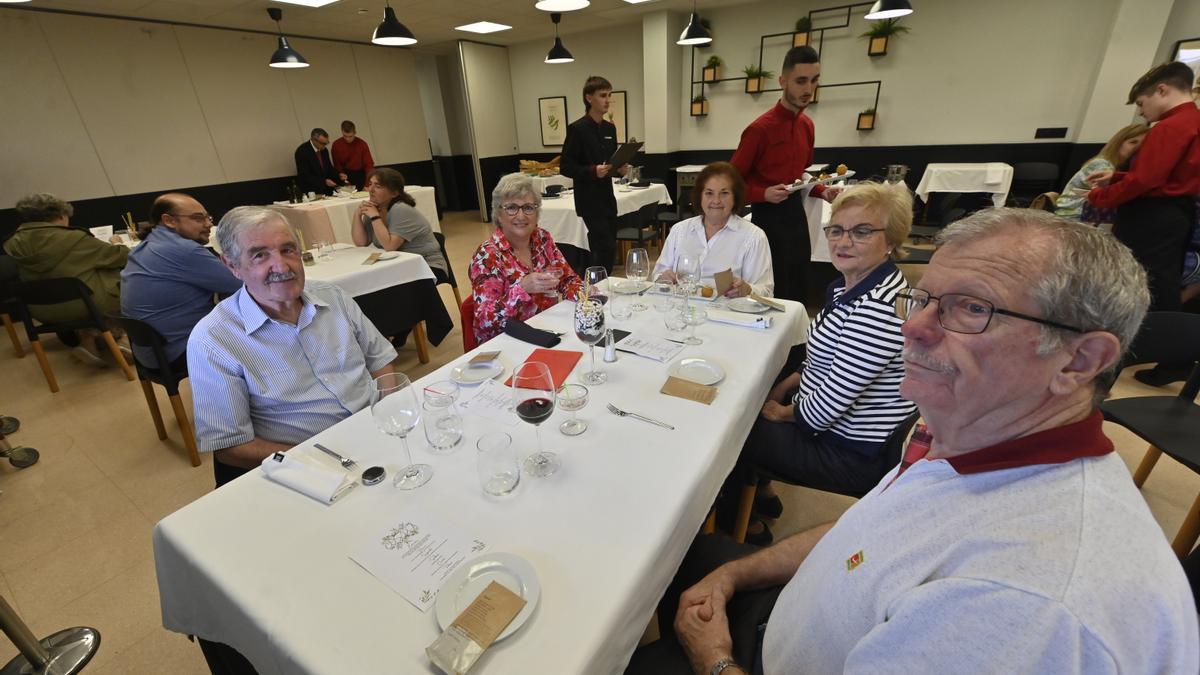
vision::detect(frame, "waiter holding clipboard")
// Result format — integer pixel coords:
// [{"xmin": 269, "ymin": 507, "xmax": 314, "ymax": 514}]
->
[{"xmin": 562, "ymin": 75, "xmax": 631, "ymax": 273}]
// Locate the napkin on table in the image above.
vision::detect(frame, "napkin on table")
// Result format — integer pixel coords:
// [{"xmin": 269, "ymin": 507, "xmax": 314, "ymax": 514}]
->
[
  {"xmin": 260, "ymin": 451, "xmax": 356, "ymax": 504},
  {"xmin": 707, "ymin": 309, "xmax": 773, "ymax": 330},
  {"xmin": 503, "ymin": 319, "xmax": 561, "ymax": 347}
]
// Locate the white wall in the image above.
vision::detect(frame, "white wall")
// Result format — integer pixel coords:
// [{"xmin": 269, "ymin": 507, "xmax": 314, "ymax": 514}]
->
[
  {"xmin": 508, "ymin": 24, "xmax": 645, "ymax": 154},
  {"xmin": 415, "ymin": 53, "xmax": 452, "ymax": 156},
  {"xmin": 676, "ymin": 0, "xmax": 1123, "ymax": 151},
  {"xmin": 437, "ymin": 54, "xmax": 474, "ymax": 156},
  {"xmin": 458, "ymin": 41, "xmax": 519, "ymax": 159},
  {"xmin": 0, "ymin": 10, "xmax": 430, "ymax": 206}
]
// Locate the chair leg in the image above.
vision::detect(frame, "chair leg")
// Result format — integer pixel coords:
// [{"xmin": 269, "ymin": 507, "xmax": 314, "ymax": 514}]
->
[
  {"xmin": 2, "ymin": 313, "xmax": 23, "ymax": 358},
  {"xmin": 99, "ymin": 330, "xmax": 135, "ymax": 381},
  {"xmin": 1172, "ymin": 491, "xmax": 1200, "ymax": 559},
  {"xmin": 702, "ymin": 509, "xmax": 716, "ymax": 535},
  {"xmin": 140, "ymin": 378, "xmax": 167, "ymax": 440},
  {"xmin": 30, "ymin": 340, "xmax": 59, "ymax": 393},
  {"xmin": 413, "ymin": 321, "xmax": 430, "ymax": 364},
  {"xmin": 451, "ymin": 285, "xmax": 463, "ymax": 308},
  {"xmin": 733, "ymin": 484, "xmax": 757, "ymax": 544},
  {"xmin": 1132, "ymin": 445, "xmax": 1163, "ymax": 488},
  {"xmin": 169, "ymin": 393, "xmax": 202, "ymax": 468}
]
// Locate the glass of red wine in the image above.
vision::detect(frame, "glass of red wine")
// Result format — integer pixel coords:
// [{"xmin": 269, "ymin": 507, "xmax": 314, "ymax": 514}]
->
[{"xmin": 511, "ymin": 361, "xmax": 559, "ymax": 478}]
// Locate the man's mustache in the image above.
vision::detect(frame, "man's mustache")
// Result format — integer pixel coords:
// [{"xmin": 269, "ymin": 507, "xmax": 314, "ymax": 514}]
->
[
  {"xmin": 266, "ymin": 270, "xmax": 296, "ymax": 284},
  {"xmin": 902, "ymin": 348, "xmax": 958, "ymax": 375}
]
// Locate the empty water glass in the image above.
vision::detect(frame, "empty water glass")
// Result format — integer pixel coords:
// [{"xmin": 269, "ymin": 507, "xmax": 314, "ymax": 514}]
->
[
  {"xmin": 315, "ymin": 240, "xmax": 332, "ymax": 261},
  {"xmin": 653, "ymin": 283, "xmax": 676, "ymax": 312},
  {"xmin": 477, "ymin": 432, "xmax": 520, "ymax": 496},
  {"xmin": 610, "ymin": 292, "xmax": 633, "ymax": 320},
  {"xmin": 423, "ymin": 400, "xmax": 463, "ymax": 452}
]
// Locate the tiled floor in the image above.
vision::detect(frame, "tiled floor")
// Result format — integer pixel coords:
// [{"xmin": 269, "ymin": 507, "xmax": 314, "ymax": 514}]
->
[{"xmin": 0, "ymin": 211, "xmax": 1195, "ymax": 672}]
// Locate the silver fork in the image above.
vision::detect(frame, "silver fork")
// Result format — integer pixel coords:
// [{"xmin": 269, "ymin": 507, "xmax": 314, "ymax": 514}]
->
[
  {"xmin": 606, "ymin": 403, "xmax": 675, "ymax": 430},
  {"xmin": 314, "ymin": 443, "xmax": 357, "ymax": 469}
]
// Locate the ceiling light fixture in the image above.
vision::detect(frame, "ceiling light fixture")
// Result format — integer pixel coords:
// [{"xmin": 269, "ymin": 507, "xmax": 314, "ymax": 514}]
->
[
  {"xmin": 268, "ymin": 0, "xmax": 340, "ymax": 5},
  {"xmin": 534, "ymin": 0, "xmax": 589, "ymax": 11},
  {"xmin": 267, "ymin": 8, "xmax": 309, "ymax": 69},
  {"xmin": 544, "ymin": 13, "xmax": 574, "ymax": 64},
  {"xmin": 372, "ymin": 3, "xmax": 417, "ymax": 46},
  {"xmin": 864, "ymin": 0, "xmax": 913, "ymax": 20},
  {"xmin": 456, "ymin": 21, "xmax": 514, "ymax": 34},
  {"xmin": 677, "ymin": 0, "xmax": 712, "ymax": 46}
]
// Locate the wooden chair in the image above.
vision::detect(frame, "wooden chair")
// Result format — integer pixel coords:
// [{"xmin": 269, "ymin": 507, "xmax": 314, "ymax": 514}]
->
[
  {"xmin": 616, "ymin": 202, "xmax": 662, "ymax": 263},
  {"xmin": 0, "ymin": 257, "xmax": 24, "ymax": 357},
  {"xmin": 111, "ymin": 314, "xmax": 201, "ymax": 467},
  {"xmin": 1101, "ymin": 312, "xmax": 1200, "ymax": 557},
  {"xmin": 12, "ymin": 278, "xmax": 135, "ymax": 392},
  {"xmin": 460, "ymin": 296, "xmax": 478, "ymax": 352}
]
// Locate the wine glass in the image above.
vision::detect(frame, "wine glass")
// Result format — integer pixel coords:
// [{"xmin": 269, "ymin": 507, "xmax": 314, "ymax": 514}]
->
[
  {"xmin": 512, "ymin": 361, "xmax": 559, "ymax": 478},
  {"xmin": 574, "ymin": 297, "xmax": 607, "ymax": 385},
  {"xmin": 537, "ymin": 264, "xmax": 564, "ymax": 302},
  {"xmin": 674, "ymin": 251, "xmax": 701, "ymax": 297},
  {"xmin": 584, "ymin": 266, "xmax": 609, "ymax": 306},
  {"xmin": 370, "ymin": 372, "xmax": 432, "ymax": 489},
  {"xmin": 315, "ymin": 240, "xmax": 332, "ymax": 261},
  {"xmin": 681, "ymin": 304, "xmax": 707, "ymax": 345},
  {"xmin": 626, "ymin": 248, "xmax": 650, "ymax": 311},
  {"xmin": 557, "ymin": 384, "xmax": 589, "ymax": 436}
]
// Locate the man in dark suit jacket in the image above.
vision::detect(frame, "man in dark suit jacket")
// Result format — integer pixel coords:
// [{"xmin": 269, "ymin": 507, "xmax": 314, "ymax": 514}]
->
[
  {"xmin": 562, "ymin": 76, "xmax": 628, "ymax": 273},
  {"xmin": 294, "ymin": 128, "xmax": 340, "ymax": 195}
]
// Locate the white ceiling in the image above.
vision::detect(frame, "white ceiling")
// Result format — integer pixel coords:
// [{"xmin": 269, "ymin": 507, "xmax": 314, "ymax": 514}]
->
[{"xmin": 7, "ymin": 0, "xmax": 756, "ymax": 53}]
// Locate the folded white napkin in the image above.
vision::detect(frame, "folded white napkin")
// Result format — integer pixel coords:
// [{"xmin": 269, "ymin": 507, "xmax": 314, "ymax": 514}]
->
[
  {"xmin": 707, "ymin": 309, "xmax": 773, "ymax": 329},
  {"xmin": 260, "ymin": 452, "xmax": 356, "ymax": 504},
  {"xmin": 984, "ymin": 163, "xmax": 1005, "ymax": 185}
]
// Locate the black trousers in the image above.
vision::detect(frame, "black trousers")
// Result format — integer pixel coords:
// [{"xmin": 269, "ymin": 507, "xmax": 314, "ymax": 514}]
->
[
  {"xmin": 214, "ymin": 456, "xmax": 250, "ymax": 488},
  {"xmin": 197, "ymin": 638, "xmax": 258, "ymax": 675},
  {"xmin": 345, "ymin": 169, "xmax": 366, "ymax": 190},
  {"xmin": 625, "ymin": 535, "xmax": 779, "ymax": 675},
  {"xmin": 1114, "ymin": 196, "xmax": 1194, "ymax": 312},
  {"xmin": 735, "ymin": 413, "xmax": 890, "ymax": 498},
  {"xmin": 749, "ymin": 194, "xmax": 810, "ymax": 302},
  {"xmin": 584, "ymin": 214, "xmax": 619, "ymax": 274}
]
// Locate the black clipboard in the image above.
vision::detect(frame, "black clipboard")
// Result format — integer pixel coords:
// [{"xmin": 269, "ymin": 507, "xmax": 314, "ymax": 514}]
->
[{"xmin": 608, "ymin": 140, "xmax": 644, "ymax": 169}]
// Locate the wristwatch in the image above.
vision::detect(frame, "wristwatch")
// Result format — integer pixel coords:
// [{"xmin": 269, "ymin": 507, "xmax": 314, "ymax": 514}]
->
[
  {"xmin": 710, "ymin": 657, "xmax": 738, "ymax": 675},
  {"xmin": 370, "ymin": 215, "xmax": 383, "ymax": 222}
]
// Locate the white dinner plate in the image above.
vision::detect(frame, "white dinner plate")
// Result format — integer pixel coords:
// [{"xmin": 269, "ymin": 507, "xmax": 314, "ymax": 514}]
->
[
  {"xmin": 668, "ymin": 357, "xmax": 726, "ymax": 386},
  {"xmin": 727, "ymin": 298, "xmax": 770, "ymax": 314},
  {"xmin": 435, "ymin": 552, "xmax": 540, "ymax": 641},
  {"xmin": 378, "ymin": 251, "xmax": 399, "ymax": 260},
  {"xmin": 612, "ymin": 279, "xmax": 651, "ymax": 294},
  {"xmin": 451, "ymin": 359, "xmax": 504, "ymax": 385}
]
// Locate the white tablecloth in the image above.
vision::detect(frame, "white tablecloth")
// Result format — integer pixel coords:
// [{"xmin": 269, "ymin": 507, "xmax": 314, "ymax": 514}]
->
[
  {"xmin": 745, "ymin": 188, "xmax": 832, "ymax": 264},
  {"xmin": 530, "ymin": 174, "xmax": 572, "ymax": 193},
  {"xmin": 539, "ymin": 183, "xmax": 673, "ymax": 251},
  {"xmin": 303, "ymin": 244, "xmax": 435, "ymax": 298},
  {"xmin": 153, "ymin": 297, "xmax": 808, "ymax": 675},
  {"xmin": 914, "ymin": 163, "xmax": 1013, "ymax": 207},
  {"xmin": 270, "ymin": 185, "xmax": 440, "ymax": 246}
]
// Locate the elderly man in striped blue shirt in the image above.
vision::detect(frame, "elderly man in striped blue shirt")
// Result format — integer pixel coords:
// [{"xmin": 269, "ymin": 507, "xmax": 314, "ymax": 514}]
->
[{"xmin": 187, "ymin": 206, "xmax": 396, "ymax": 487}]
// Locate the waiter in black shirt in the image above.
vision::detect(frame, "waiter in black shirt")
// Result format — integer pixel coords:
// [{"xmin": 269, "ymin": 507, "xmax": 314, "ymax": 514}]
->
[{"xmin": 562, "ymin": 75, "xmax": 628, "ymax": 273}]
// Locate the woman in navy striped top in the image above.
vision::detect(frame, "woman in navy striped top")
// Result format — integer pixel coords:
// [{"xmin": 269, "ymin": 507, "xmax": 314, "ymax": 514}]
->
[{"xmin": 737, "ymin": 182, "xmax": 917, "ymax": 543}]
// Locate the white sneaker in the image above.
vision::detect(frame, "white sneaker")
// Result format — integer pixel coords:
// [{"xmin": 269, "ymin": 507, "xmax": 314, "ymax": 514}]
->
[{"xmin": 72, "ymin": 345, "xmax": 110, "ymax": 368}]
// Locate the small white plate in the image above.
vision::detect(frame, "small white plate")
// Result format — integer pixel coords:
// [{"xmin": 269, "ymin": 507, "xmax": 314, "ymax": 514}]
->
[
  {"xmin": 436, "ymin": 552, "xmax": 540, "ymax": 642},
  {"xmin": 668, "ymin": 357, "xmax": 725, "ymax": 386},
  {"xmin": 451, "ymin": 360, "xmax": 504, "ymax": 385},
  {"xmin": 378, "ymin": 251, "xmax": 399, "ymax": 260},
  {"xmin": 727, "ymin": 298, "xmax": 770, "ymax": 314},
  {"xmin": 612, "ymin": 279, "xmax": 651, "ymax": 294}
]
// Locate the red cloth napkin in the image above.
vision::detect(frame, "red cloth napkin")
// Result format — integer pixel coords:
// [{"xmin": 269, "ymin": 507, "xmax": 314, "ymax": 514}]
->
[{"xmin": 504, "ymin": 349, "xmax": 583, "ymax": 389}]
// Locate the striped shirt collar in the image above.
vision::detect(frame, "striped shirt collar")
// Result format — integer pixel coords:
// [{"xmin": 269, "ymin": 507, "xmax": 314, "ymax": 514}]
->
[
  {"xmin": 235, "ymin": 284, "xmax": 329, "ymax": 335},
  {"xmin": 832, "ymin": 259, "xmax": 899, "ymax": 306}
]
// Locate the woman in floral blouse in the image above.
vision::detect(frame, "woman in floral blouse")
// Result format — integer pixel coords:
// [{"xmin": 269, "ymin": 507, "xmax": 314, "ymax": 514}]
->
[{"xmin": 469, "ymin": 173, "xmax": 583, "ymax": 342}]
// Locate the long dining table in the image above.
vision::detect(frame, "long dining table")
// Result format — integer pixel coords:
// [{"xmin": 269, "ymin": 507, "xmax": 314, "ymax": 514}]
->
[{"xmin": 153, "ymin": 293, "xmax": 809, "ymax": 674}]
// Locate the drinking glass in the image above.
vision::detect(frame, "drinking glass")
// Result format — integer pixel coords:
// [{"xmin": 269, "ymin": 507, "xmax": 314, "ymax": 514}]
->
[
  {"xmin": 421, "ymin": 380, "xmax": 462, "ymax": 453},
  {"xmin": 370, "ymin": 372, "xmax": 432, "ymax": 489},
  {"xmin": 584, "ymin": 266, "xmax": 609, "ymax": 306},
  {"xmin": 557, "ymin": 384, "xmax": 589, "ymax": 436},
  {"xmin": 574, "ymin": 298, "xmax": 607, "ymax": 385},
  {"xmin": 477, "ymin": 432, "xmax": 520, "ymax": 496},
  {"xmin": 674, "ymin": 251, "xmax": 701, "ymax": 296},
  {"xmin": 664, "ymin": 306, "xmax": 688, "ymax": 335},
  {"xmin": 315, "ymin": 240, "xmax": 332, "ymax": 261},
  {"xmin": 537, "ymin": 265, "xmax": 564, "ymax": 301},
  {"xmin": 652, "ymin": 282, "xmax": 677, "ymax": 312},
  {"xmin": 626, "ymin": 248, "xmax": 650, "ymax": 311},
  {"xmin": 681, "ymin": 304, "xmax": 708, "ymax": 345},
  {"xmin": 512, "ymin": 361, "xmax": 559, "ymax": 477},
  {"xmin": 609, "ymin": 292, "xmax": 633, "ymax": 320}
]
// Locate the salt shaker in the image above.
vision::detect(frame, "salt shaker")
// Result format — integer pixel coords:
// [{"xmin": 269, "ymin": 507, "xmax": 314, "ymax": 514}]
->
[{"xmin": 603, "ymin": 329, "xmax": 617, "ymax": 362}]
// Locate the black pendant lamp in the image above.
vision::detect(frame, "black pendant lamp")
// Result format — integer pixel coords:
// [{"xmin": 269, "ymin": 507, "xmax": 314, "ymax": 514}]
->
[
  {"xmin": 677, "ymin": 1, "xmax": 712, "ymax": 46},
  {"xmin": 267, "ymin": 8, "xmax": 308, "ymax": 69},
  {"xmin": 545, "ymin": 13, "xmax": 574, "ymax": 64},
  {"xmin": 372, "ymin": 3, "xmax": 417, "ymax": 46},
  {"xmin": 864, "ymin": 0, "xmax": 913, "ymax": 20}
]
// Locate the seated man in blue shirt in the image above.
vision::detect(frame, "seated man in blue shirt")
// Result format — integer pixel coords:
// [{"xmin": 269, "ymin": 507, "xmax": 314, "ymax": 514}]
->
[
  {"xmin": 121, "ymin": 193, "xmax": 243, "ymax": 370},
  {"xmin": 188, "ymin": 206, "xmax": 396, "ymax": 487}
]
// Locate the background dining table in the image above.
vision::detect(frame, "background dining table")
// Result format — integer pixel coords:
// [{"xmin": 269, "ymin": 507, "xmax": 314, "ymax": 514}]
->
[
  {"xmin": 270, "ymin": 185, "xmax": 440, "ymax": 249},
  {"xmin": 154, "ymin": 292, "xmax": 809, "ymax": 675},
  {"xmin": 537, "ymin": 182, "xmax": 673, "ymax": 252}
]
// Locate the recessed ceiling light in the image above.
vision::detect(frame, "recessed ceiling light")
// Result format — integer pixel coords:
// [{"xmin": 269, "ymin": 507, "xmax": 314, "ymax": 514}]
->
[
  {"xmin": 535, "ymin": 0, "xmax": 589, "ymax": 11},
  {"xmin": 455, "ymin": 21, "xmax": 513, "ymax": 34},
  {"xmin": 621, "ymin": 0, "xmax": 656, "ymax": 3},
  {"xmin": 272, "ymin": 0, "xmax": 341, "ymax": 7}
]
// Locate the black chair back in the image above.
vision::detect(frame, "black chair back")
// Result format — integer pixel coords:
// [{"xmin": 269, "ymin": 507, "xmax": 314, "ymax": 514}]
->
[
  {"xmin": 433, "ymin": 231, "xmax": 459, "ymax": 290},
  {"xmin": 111, "ymin": 313, "xmax": 187, "ymax": 395},
  {"xmin": 14, "ymin": 277, "xmax": 105, "ymax": 338},
  {"xmin": 882, "ymin": 410, "xmax": 923, "ymax": 469},
  {"xmin": 1117, "ymin": 312, "xmax": 1200, "ymax": 401}
]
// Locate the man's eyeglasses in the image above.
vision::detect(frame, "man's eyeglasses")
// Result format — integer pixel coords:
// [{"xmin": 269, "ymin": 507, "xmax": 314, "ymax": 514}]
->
[
  {"xmin": 170, "ymin": 212, "xmax": 214, "ymax": 223},
  {"xmin": 822, "ymin": 224, "xmax": 885, "ymax": 242},
  {"xmin": 500, "ymin": 203, "xmax": 540, "ymax": 216},
  {"xmin": 894, "ymin": 289, "xmax": 1085, "ymax": 335}
]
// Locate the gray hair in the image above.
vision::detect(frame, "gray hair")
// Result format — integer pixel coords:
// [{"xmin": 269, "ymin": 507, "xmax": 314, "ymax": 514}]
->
[
  {"xmin": 216, "ymin": 206, "xmax": 295, "ymax": 265},
  {"xmin": 15, "ymin": 193, "xmax": 73, "ymax": 223},
  {"xmin": 490, "ymin": 173, "xmax": 541, "ymax": 228},
  {"xmin": 936, "ymin": 208, "xmax": 1149, "ymax": 402}
]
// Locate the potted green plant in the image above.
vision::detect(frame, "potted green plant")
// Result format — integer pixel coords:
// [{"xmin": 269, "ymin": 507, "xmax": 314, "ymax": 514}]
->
[
  {"xmin": 702, "ymin": 55, "xmax": 722, "ymax": 82},
  {"xmin": 857, "ymin": 107, "xmax": 876, "ymax": 130},
  {"xmin": 793, "ymin": 15, "xmax": 813, "ymax": 48},
  {"xmin": 743, "ymin": 65, "xmax": 773, "ymax": 94},
  {"xmin": 860, "ymin": 18, "xmax": 910, "ymax": 56},
  {"xmin": 691, "ymin": 94, "xmax": 709, "ymax": 116}
]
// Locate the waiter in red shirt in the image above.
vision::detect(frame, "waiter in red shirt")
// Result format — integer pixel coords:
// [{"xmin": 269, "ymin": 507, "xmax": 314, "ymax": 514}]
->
[
  {"xmin": 731, "ymin": 46, "xmax": 838, "ymax": 302},
  {"xmin": 331, "ymin": 120, "xmax": 376, "ymax": 190}
]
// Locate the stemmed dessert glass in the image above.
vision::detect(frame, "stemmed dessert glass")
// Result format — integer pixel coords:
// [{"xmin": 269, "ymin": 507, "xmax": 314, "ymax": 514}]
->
[
  {"xmin": 557, "ymin": 384, "xmax": 590, "ymax": 436},
  {"xmin": 512, "ymin": 361, "xmax": 559, "ymax": 478},
  {"xmin": 370, "ymin": 372, "xmax": 432, "ymax": 489}
]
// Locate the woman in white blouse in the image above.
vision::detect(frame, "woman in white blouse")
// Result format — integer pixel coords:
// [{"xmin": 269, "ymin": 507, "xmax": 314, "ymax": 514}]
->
[{"xmin": 653, "ymin": 162, "xmax": 774, "ymax": 297}]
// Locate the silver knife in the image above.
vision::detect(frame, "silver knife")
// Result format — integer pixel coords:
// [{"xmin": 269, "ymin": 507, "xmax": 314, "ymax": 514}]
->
[{"xmin": 629, "ymin": 412, "xmax": 675, "ymax": 430}]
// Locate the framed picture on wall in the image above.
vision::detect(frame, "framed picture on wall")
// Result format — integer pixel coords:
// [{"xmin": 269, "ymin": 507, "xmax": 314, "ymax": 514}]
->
[
  {"xmin": 539, "ymin": 96, "xmax": 568, "ymax": 146},
  {"xmin": 605, "ymin": 90, "xmax": 628, "ymax": 144}
]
